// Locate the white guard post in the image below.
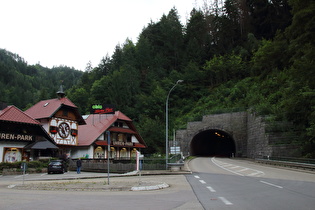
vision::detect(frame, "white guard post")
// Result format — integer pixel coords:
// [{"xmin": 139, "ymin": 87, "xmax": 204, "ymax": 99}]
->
[{"xmin": 136, "ymin": 150, "xmax": 140, "ymax": 171}]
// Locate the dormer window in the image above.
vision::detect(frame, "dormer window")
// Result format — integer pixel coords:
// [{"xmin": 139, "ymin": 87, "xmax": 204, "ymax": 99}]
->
[{"xmin": 114, "ymin": 122, "xmax": 123, "ymax": 127}]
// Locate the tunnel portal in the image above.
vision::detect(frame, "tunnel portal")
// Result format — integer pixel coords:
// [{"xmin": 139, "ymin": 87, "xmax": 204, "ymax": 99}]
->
[{"xmin": 190, "ymin": 129, "xmax": 236, "ymax": 157}]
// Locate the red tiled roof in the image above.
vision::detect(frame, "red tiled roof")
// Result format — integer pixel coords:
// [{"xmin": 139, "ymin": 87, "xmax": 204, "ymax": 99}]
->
[
  {"xmin": 25, "ymin": 97, "xmax": 77, "ymax": 119},
  {"xmin": 78, "ymin": 111, "xmax": 146, "ymax": 148},
  {"xmin": 0, "ymin": 105, "xmax": 40, "ymax": 125},
  {"xmin": 78, "ymin": 114, "xmax": 116, "ymax": 146},
  {"xmin": 25, "ymin": 97, "xmax": 85, "ymax": 125}
]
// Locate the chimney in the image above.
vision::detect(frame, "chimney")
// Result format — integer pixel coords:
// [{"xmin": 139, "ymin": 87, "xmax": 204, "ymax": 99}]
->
[{"xmin": 56, "ymin": 85, "xmax": 66, "ymax": 99}]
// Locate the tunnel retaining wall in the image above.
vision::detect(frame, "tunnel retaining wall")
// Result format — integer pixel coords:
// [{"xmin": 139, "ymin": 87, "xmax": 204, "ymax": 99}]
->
[{"xmin": 176, "ymin": 111, "xmax": 300, "ymax": 158}]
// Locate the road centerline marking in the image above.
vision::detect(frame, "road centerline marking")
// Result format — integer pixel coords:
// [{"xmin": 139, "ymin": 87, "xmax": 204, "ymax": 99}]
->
[
  {"xmin": 199, "ymin": 180, "xmax": 206, "ymax": 184},
  {"xmin": 219, "ymin": 197, "xmax": 233, "ymax": 205},
  {"xmin": 260, "ymin": 180, "xmax": 283, "ymax": 189},
  {"xmin": 207, "ymin": 186, "xmax": 216, "ymax": 192}
]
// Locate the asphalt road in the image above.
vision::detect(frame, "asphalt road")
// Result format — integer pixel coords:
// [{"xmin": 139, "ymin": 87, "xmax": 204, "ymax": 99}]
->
[{"xmin": 186, "ymin": 157, "xmax": 315, "ymax": 210}]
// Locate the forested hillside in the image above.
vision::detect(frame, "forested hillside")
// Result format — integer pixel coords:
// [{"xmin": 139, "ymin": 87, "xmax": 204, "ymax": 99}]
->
[
  {"xmin": 0, "ymin": 49, "xmax": 83, "ymax": 109},
  {"xmin": 1, "ymin": 0, "xmax": 314, "ymax": 157}
]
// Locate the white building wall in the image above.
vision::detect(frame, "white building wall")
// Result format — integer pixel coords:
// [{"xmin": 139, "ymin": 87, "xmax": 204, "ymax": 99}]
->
[
  {"xmin": 41, "ymin": 119, "xmax": 49, "ymax": 132},
  {"xmin": 131, "ymin": 136, "xmax": 139, "ymax": 143},
  {"xmin": 71, "ymin": 146, "xmax": 94, "ymax": 159},
  {"xmin": 97, "ymin": 134, "xmax": 104, "ymax": 140}
]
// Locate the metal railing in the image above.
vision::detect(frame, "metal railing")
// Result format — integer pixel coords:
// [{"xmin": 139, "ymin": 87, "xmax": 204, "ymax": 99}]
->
[
  {"xmin": 255, "ymin": 156, "xmax": 315, "ymax": 171},
  {"xmin": 68, "ymin": 158, "xmax": 167, "ymax": 172}
]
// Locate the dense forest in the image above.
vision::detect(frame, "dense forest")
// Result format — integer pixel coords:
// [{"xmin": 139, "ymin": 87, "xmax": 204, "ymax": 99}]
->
[
  {"xmin": 0, "ymin": 49, "xmax": 83, "ymax": 108},
  {"xmin": 1, "ymin": 0, "xmax": 314, "ymax": 157}
]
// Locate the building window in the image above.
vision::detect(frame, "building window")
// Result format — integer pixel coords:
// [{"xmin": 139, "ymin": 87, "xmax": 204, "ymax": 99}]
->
[
  {"xmin": 118, "ymin": 134, "xmax": 124, "ymax": 142},
  {"xmin": 120, "ymin": 148, "xmax": 128, "ymax": 158},
  {"xmin": 62, "ymin": 110, "xmax": 68, "ymax": 116},
  {"xmin": 111, "ymin": 133, "xmax": 117, "ymax": 141},
  {"xmin": 94, "ymin": 146, "xmax": 104, "ymax": 159},
  {"xmin": 127, "ymin": 134, "xmax": 132, "ymax": 142},
  {"xmin": 114, "ymin": 122, "xmax": 123, "ymax": 127}
]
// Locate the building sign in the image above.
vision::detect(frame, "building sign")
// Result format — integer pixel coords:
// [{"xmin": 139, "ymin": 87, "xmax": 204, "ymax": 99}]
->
[
  {"xmin": 90, "ymin": 104, "xmax": 115, "ymax": 114},
  {"xmin": 170, "ymin": 146, "xmax": 181, "ymax": 154},
  {"xmin": 0, "ymin": 133, "xmax": 34, "ymax": 141},
  {"xmin": 113, "ymin": 141, "xmax": 133, "ymax": 147}
]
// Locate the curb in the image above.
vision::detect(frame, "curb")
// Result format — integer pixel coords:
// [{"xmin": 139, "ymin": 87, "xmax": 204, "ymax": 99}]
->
[{"xmin": 131, "ymin": 183, "xmax": 169, "ymax": 191}]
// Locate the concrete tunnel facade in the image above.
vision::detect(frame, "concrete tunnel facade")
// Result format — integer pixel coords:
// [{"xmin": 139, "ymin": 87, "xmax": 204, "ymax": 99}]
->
[{"xmin": 176, "ymin": 112, "xmax": 248, "ymax": 158}]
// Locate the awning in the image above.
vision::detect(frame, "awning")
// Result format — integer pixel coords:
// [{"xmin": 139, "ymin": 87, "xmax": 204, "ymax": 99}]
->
[
  {"xmin": 95, "ymin": 140, "xmax": 108, "ymax": 146},
  {"xmin": 25, "ymin": 140, "xmax": 58, "ymax": 149},
  {"xmin": 108, "ymin": 127, "xmax": 136, "ymax": 134},
  {"xmin": 133, "ymin": 143, "xmax": 146, "ymax": 148}
]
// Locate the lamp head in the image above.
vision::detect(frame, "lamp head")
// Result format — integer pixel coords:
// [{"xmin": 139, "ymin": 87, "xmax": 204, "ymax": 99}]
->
[{"xmin": 177, "ymin": 80, "xmax": 184, "ymax": 84}]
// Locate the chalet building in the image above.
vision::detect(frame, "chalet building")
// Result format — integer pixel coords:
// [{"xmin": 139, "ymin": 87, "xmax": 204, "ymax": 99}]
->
[
  {"xmin": 1, "ymin": 87, "xmax": 146, "ymax": 162},
  {"xmin": 24, "ymin": 87, "xmax": 146, "ymax": 160},
  {"xmin": 0, "ymin": 105, "xmax": 57, "ymax": 163},
  {"xmin": 72, "ymin": 112, "xmax": 146, "ymax": 159},
  {"xmin": 25, "ymin": 87, "xmax": 86, "ymax": 159}
]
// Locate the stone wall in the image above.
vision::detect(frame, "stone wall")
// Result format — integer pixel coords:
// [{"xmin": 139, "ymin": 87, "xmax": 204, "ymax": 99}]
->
[
  {"xmin": 247, "ymin": 113, "xmax": 272, "ymax": 158},
  {"xmin": 177, "ymin": 111, "xmax": 300, "ymax": 158}
]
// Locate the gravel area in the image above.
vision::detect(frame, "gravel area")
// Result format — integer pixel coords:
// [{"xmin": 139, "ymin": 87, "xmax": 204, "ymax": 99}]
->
[{"xmin": 12, "ymin": 178, "xmax": 165, "ymax": 191}]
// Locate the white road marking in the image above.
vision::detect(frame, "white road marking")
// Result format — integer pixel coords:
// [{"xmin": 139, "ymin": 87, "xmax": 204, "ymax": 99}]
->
[
  {"xmin": 248, "ymin": 172, "xmax": 263, "ymax": 176},
  {"xmin": 199, "ymin": 180, "xmax": 206, "ymax": 184},
  {"xmin": 14, "ymin": 174, "xmax": 29, "ymax": 178},
  {"xmin": 260, "ymin": 180, "xmax": 283, "ymax": 189},
  {"xmin": 221, "ymin": 164, "xmax": 233, "ymax": 167},
  {"xmin": 211, "ymin": 157, "xmax": 265, "ymax": 177},
  {"xmin": 194, "ymin": 175, "xmax": 200, "ymax": 179},
  {"xmin": 236, "ymin": 168, "xmax": 249, "ymax": 172},
  {"xmin": 211, "ymin": 158, "xmax": 244, "ymax": 176},
  {"xmin": 219, "ymin": 197, "xmax": 233, "ymax": 205},
  {"xmin": 207, "ymin": 186, "xmax": 216, "ymax": 192}
]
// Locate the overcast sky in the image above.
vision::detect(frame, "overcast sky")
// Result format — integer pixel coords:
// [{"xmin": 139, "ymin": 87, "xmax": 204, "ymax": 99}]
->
[{"xmin": 0, "ymin": 0, "xmax": 203, "ymax": 71}]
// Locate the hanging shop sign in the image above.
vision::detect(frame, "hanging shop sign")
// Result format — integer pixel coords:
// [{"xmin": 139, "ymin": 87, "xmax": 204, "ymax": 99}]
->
[
  {"xmin": 90, "ymin": 104, "xmax": 115, "ymax": 114},
  {"xmin": 0, "ymin": 133, "xmax": 34, "ymax": 141}
]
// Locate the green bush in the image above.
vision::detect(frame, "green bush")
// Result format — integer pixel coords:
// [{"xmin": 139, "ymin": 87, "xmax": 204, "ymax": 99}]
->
[
  {"xmin": 0, "ymin": 162, "xmax": 13, "ymax": 171},
  {"xmin": 27, "ymin": 160, "xmax": 49, "ymax": 168},
  {"xmin": 0, "ymin": 160, "xmax": 50, "ymax": 173}
]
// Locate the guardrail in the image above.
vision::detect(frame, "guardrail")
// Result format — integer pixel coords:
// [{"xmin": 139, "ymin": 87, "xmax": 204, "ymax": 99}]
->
[{"xmin": 255, "ymin": 157, "xmax": 315, "ymax": 171}]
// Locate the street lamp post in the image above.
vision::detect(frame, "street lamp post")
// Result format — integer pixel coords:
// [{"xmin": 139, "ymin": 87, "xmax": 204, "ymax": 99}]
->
[{"xmin": 166, "ymin": 80, "xmax": 183, "ymax": 169}]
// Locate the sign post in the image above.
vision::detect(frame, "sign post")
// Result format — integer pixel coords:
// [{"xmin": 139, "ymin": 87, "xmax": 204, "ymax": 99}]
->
[
  {"xmin": 106, "ymin": 131, "xmax": 110, "ymax": 185},
  {"xmin": 136, "ymin": 151, "xmax": 143, "ymax": 184},
  {"xmin": 21, "ymin": 162, "xmax": 27, "ymax": 185}
]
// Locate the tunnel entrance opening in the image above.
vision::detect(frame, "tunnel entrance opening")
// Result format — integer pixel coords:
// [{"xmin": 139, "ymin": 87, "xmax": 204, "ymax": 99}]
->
[{"xmin": 190, "ymin": 129, "xmax": 236, "ymax": 157}]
